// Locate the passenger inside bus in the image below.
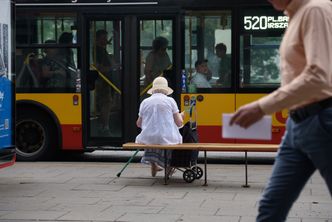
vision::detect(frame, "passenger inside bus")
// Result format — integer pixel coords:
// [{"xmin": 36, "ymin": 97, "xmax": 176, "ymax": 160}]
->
[
  {"xmin": 190, "ymin": 59, "xmax": 212, "ymax": 89},
  {"xmin": 144, "ymin": 36, "xmax": 171, "ymax": 86},
  {"xmin": 40, "ymin": 40, "xmax": 66, "ymax": 89},
  {"xmin": 16, "ymin": 48, "xmax": 42, "ymax": 88},
  {"xmin": 94, "ymin": 29, "xmax": 117, "ymax": 135},
  {"xmin": 58, "ymin": 32, "xmax": 76, "ymax": 69},
  {"xmin": 58, "ymin": 32, "xmax": 77, "ymax": 88},
  {"xmin": 215, "ymin": 43, "xmax": 231, "ymax": 87}
]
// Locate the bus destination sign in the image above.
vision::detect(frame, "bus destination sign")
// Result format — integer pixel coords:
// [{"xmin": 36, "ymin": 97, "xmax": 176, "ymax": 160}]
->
[{"xmin": 244, "ymin": 15, "xmax": 289, "ymax": 31}]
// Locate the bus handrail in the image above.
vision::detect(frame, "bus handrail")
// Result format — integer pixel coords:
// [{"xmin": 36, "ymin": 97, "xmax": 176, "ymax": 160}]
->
[
  {"xmin": 16, "ymin": 53, "xmax": 40, "ymax": 88},
  {"xmin": 90, "ymin": 64, "xmax": 122, "ymax": 95}
]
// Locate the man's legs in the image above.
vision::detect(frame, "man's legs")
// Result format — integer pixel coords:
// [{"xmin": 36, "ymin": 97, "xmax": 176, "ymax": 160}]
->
[
  {"xmin": 300, "ymin": 109, "xmax": 332, "ymax": 196},
  {"xmin": 257, "ymin": 119, "xmax": 316, "ymax": 222}
]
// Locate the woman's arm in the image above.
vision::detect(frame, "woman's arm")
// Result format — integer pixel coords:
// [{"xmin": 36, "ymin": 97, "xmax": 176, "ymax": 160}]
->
[
  {"xmin": 173, "ymin": 111, "xmax": 184, "ymax": 127},
  {"xmin": 136, "ymin": 116, "xmax": 142, "ymax": 128}
]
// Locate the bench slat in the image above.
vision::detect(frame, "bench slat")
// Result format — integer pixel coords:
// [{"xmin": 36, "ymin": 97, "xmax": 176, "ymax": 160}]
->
[{"xmin": 123, "ymin": 142, "xmax": 278, "ymax": 152}]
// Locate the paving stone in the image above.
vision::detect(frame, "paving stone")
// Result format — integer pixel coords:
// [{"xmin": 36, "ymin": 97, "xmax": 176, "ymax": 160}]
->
[
  {"xmin": 0, "ymin": 162, "xmax": 330, "ymax": 221},
  {"xmin": 116, "ymin": 212, "xmax": 181, "ymax": 222},
  {"xmin": 57, "ymin": 209, "xmax": 124, "ymax": 221},
  {"xmin": 0, "ymin": 210, "xmax": 67, "ymax": 220},
  {"xmin": 179, "ymin": 215, "xmax": 239, "ymax": 222}
]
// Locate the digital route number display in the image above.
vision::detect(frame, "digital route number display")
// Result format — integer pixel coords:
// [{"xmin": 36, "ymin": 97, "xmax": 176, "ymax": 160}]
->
[{"xmin": 244, "ymin": 15, "xmax": 289, "ymax": 31}]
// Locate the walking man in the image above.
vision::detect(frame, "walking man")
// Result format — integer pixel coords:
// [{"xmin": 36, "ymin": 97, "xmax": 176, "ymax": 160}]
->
[{"xmin": 230, "ymin": 0, "xmax": 332, "ymax": 221}]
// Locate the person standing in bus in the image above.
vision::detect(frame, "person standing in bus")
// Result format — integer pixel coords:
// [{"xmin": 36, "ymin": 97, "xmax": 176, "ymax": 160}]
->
[
  {"xmin": 136, "ymin": 77, "xmax": 184, "ymax": 177},
  {"xmin": 190, "ymin": 59, "xmax": 212, "ymax": 89},
  {"xmin": 230, "ymin": 0, "xmax": 332, "ymax": 221},
  {"xmin": 215, "ymin": 43, "xmax": 231, "ymax": 87},
  {"xmin": 94, "ymin": 29, "xmax": 117, "ymax": 135},
  {"xmin": 144, "ymin": 36, "xmax": 172, "ymax": 86}
]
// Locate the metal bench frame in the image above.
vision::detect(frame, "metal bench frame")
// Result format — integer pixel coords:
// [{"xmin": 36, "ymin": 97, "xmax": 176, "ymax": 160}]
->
[{"xmin": 122, "ymin": 143, "xmax": 279, "ymax": 187}]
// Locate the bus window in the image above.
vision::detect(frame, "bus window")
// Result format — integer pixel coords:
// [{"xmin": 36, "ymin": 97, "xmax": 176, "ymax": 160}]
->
[
  {"xmin": 16, "ymin": 13, "xmax": 78, "ymax": 92},
  {"xmin": 16, "ymin": 13, "xmax": 77, "ymax": 45},
  {"xmin": 240, "ymin": 35, "xmax": 282, "ymax": 88},
  {"xmin": 185, "ymin": 11, "xmax": 232, "ymax": 92},
  {"xmin": 239, "ymin": 8, "xmax": 287, "ymax": 88},
  {"xmin": 139, "ymin": 19, "xmax": 173, "ymax": 100},
  {"xmin": 88, "ymin": 20, "xmax": 123, "ymax": 138}
]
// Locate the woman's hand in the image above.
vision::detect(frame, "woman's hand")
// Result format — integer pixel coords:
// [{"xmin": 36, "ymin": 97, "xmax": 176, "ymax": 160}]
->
[
  {"xmin": 174, "ymin": 112, "xmax": 184, "ymax": 127},
  {"xmin": 180, "ymin": 111, "xmax": 185, "ymax": 119}
]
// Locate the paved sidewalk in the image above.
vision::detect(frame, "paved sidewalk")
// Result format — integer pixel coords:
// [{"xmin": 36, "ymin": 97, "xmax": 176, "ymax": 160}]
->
[{"xmin": 0, "ymin": 162, "xmax": 331, "ymax": 222}]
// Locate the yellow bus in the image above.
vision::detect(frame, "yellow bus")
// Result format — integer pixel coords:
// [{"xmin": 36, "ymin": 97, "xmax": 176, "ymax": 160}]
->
[{"xmin": 15, "ymin": 0, "xmax": 287, "ymax": 161}]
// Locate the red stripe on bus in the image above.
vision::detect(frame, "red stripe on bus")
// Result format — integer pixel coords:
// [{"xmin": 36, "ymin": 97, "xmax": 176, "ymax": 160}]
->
[
  {"xmin": 61, "ymin": 125, "xmax": 83, "ymax": 150},
  {"xmin": 0, "ymin": 155, "xmax": 16, "ymax": 169},
  {"xmin": 197, "ymin": 126, "xmax": 285, "ymax": 144}
]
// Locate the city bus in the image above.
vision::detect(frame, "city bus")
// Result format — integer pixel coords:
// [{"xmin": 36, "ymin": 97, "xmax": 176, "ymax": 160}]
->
[
  {"xmin": 0, "ymin": 0, "xmax": 15, "ymax": 167},
  {"xmin": 15, "ymin": 0, "xmax": 288, "ymax": 161}
]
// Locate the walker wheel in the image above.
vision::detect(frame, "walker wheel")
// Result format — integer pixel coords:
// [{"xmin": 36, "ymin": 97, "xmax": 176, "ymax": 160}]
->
[
  {"xmin": 191, "ymin": 166, "xmax": 203, "ymax": 179},
  {"xmin": 183, "ymin": 169, "xmax": 195, "ymax": 183}
]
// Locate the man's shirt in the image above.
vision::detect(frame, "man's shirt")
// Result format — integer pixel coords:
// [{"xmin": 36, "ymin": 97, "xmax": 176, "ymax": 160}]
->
[{"xmin": 259, "ymin": 0, "xmax": 332, "ymax": 114}]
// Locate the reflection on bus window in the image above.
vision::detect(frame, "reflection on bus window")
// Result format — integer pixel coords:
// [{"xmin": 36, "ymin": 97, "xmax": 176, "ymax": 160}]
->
[
  {"xmin": 240, "ymin": 35, "xmax": 281, "ymax": 88},
  {"xmin": 185, "ymin": 11, "xmax": 232, "ymax": 91}
]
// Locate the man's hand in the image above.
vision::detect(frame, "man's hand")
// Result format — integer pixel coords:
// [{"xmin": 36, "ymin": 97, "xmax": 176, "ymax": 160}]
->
[{"xmin": 230, "ymin": 102, "xmax": 265, "ymax": 128}]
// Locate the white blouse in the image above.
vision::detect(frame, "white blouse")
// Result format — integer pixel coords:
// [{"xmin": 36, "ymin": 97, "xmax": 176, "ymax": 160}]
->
[{"xmin": 135, "ymin": 93, "xmax": 182, "ymax": 145}]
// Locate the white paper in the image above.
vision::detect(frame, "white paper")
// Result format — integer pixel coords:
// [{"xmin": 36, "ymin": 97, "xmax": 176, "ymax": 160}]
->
[{"xmin": 222, "ymin": 114, "xmax": 272, "ymax": 140}]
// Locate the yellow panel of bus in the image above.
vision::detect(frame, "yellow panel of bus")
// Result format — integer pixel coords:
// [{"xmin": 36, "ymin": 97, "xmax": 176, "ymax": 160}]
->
[{"xmin": 181, "ymin": 93, "xmax": 287, "ymax": 144}]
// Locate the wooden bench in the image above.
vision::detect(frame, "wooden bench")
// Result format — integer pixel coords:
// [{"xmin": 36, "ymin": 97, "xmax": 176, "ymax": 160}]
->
[{"xmin": 122, "ymin": 143, "xmax": 279, "ymax": 187}]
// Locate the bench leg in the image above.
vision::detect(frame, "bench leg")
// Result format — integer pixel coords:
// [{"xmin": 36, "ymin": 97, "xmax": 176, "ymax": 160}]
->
[
  {"xmin": 204, "ymin": 150, "xmax": 208, "ymax": 186},
  {"xmin": 164, "ymin": 149, "xmax": 168, "ymax": 185},
  {"xmin": 242, "ymin": 151, "xmax": 250, "ymax": 188}
]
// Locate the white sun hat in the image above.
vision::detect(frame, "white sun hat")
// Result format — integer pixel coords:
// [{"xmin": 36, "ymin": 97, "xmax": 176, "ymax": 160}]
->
[{"xmin": 147, "ymin": 77, "xmax": 173, "ymax": 95}]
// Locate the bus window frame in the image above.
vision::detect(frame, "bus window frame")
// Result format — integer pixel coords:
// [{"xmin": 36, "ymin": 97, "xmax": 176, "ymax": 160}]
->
[
  {"xmin": 236, "ymin": 6, "xmax": 286, "ymax": 94},
  {"xmin": 183, "ymin": 8, "xmax": 236, "ymax": 94}
]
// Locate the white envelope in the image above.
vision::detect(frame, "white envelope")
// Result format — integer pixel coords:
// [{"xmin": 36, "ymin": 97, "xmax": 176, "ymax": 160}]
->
[{"xmin": 222, "ymin": 113, "xmax": 272, "ymax": 140}]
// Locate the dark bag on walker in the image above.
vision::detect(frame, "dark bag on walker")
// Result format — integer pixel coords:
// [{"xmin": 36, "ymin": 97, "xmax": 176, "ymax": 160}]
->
[{"xmin": 171, "ymin": 121, "xmax": 199, "ymax": 167}]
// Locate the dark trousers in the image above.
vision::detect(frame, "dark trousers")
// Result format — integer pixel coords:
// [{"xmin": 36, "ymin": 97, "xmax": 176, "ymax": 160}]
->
[{"xmin": 257, "ymin": 108, "xmax": 332, "ymax": 222}]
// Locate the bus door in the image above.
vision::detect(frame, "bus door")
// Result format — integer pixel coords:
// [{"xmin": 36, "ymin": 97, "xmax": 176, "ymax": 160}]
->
[
  {"xmin": 86, "ymin": 17, "xmax": 124, "ymax": 146},
  {"xmin": 85, "ymin": 13, "xmax": 180, "ymax": 147}
]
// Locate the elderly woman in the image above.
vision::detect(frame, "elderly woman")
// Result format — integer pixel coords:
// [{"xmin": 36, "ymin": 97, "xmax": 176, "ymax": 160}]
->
[{"xmin": 135, "ymin": 77, "xmax": 184, "ymax": 177}]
